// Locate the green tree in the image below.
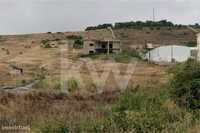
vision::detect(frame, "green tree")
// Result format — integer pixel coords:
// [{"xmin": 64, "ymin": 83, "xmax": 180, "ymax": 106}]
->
[
  {"xmin": 73, "ymin": 40, "xmax": 83, "ymax": 49},
  {"xmin": 170, "ymin": 59, "xmax": 200, "ymax": 110}
]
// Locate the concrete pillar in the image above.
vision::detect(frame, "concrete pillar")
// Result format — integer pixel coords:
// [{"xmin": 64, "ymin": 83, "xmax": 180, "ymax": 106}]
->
[
  {"xmin": 107, "ymin": 41, "xmax": 110, "ymax": 55},
  {"xmin": 197, "ymin": 33, "xmax": 200, "ymax": 61}
]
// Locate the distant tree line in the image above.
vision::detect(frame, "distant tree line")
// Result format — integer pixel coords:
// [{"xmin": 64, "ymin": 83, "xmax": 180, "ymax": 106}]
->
[
  {"xmin": 85, "ymin": 24, "xmax": 113, "ymax": 31},
  {"xmin": 85, "ymin": 20, "xmax": 196, "ymax": 31},
  {"xmin": 115, "ymin": 20, "xmax": 174, "ymax": 29}
]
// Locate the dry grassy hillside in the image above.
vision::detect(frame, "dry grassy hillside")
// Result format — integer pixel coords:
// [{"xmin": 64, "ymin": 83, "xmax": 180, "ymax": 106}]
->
[
  {"xmin": 114, "ymin": 27, "xmax": 196, "ymax": 49},
  {"xmin": 0, "ymin": 28, "xmax": 199, "ymax": 132},
  {"xmin": 0, "ymin": 29, "xmax": 114, "ymax": 87},
  {"xmin": 0, "ymin": 27, "xmax": 196, "ymax": 88}
]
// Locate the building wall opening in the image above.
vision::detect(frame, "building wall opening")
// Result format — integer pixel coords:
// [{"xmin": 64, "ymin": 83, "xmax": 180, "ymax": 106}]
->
[
  {"xmin": 102, "ymin": 44, "xmax": 106, "ymax": 49},
  {"xmin": 89, "ymin": 50, "xmax": 94, "ymax": 54}
]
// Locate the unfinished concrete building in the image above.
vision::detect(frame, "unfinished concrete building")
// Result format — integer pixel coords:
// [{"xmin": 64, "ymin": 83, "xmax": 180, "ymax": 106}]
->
[
  {"xmin": 83, "ymin": 39, "xmax": 121, "ymax": 55},
  {"xmin": 82, "ymin": 27, "xmax": 121, "ymax": 55}
]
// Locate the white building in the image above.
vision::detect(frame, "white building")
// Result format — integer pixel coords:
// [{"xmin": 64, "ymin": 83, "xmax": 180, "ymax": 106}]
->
[{"xmin": 146, "ymin": 45, "xmax": 194, "ymax": 63}]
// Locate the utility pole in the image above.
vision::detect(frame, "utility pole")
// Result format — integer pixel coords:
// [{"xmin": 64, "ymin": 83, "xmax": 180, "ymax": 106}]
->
[{"xmin": 153, "ymin": 8, "xmax": 155, "ymax": 22}]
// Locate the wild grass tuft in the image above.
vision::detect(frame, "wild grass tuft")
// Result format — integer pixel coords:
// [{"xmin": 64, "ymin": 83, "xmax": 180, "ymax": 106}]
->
[
  {"xmin": 67, "ymin": 78, "xmax": 80, "ymax": 93},
  {"xmin": 33, "ymin": 79, "xmax": 62, "ymax": 90}
]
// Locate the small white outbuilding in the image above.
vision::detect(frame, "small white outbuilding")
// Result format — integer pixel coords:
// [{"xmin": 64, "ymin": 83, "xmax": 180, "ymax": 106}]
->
[{"xmin": 146, "ymin": 45, "xmax": 194, "ymax": 63}]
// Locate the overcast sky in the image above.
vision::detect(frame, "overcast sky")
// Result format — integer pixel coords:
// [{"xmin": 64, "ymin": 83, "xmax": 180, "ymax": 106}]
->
[{"xmin": 0, "ymin": 0, "xmax": 199, "ymax": 35}]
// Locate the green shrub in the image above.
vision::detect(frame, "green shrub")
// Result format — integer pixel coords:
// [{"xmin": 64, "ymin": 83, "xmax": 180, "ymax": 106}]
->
[
  {"xmin": 33, "ymin": 79, "xmax": 62, "ymax": 90},
  {"xmin": 73, "ymin": 40, "xmax": 83, "ymax": 49},
  {"xmin": 111, "ymin": 87, "xmax": 193, "ymax": 132},
  {"xmin": 52, "ymin": 80, "xmax": 63, "ymax": 90},
  {"xmin": 34, "ymin": 79, "xmax": 50, "ymax": 89},
  {"xmin": 41, "ymin": 43, "xmax": 52, "ymax": 48},
  {"xmin": 40, "ymin": 40, "xmax": 53, "ymax": 48},
  {"xmin": 67, "ymin": 78, "xmax": 80, "ymax": 93},
  {"xmin": 41, "ymin": 39, "xmax": 49, "ymax": 44},
  {"xmin": 113, "ymin": 87, "xmax": 169, "ymax": 112},
  {"xmin": 170, "ymin": 59, "xmax": 200, "ymax": 110}
]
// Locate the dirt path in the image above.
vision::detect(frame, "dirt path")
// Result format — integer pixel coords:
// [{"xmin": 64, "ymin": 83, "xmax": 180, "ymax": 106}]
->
[{"xmin": 1, "ymin": 80, "xmax": 39, "ymax": 93}]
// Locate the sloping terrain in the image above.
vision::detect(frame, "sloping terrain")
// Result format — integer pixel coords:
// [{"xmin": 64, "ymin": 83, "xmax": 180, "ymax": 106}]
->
[
  {"xmin": 0, "ymin": 28, "xmax": 199, "ymax": 132},
  {"xmin": 0, "ymin": 29, "xmax": 114, "ymax": 87},
  {"xmin": 114, "ymin": 27, "xmax": 196, "ymax": 49},
  {"xmin": 0, "ymin": 27, "xmax": 195, "ymax": 89}
]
